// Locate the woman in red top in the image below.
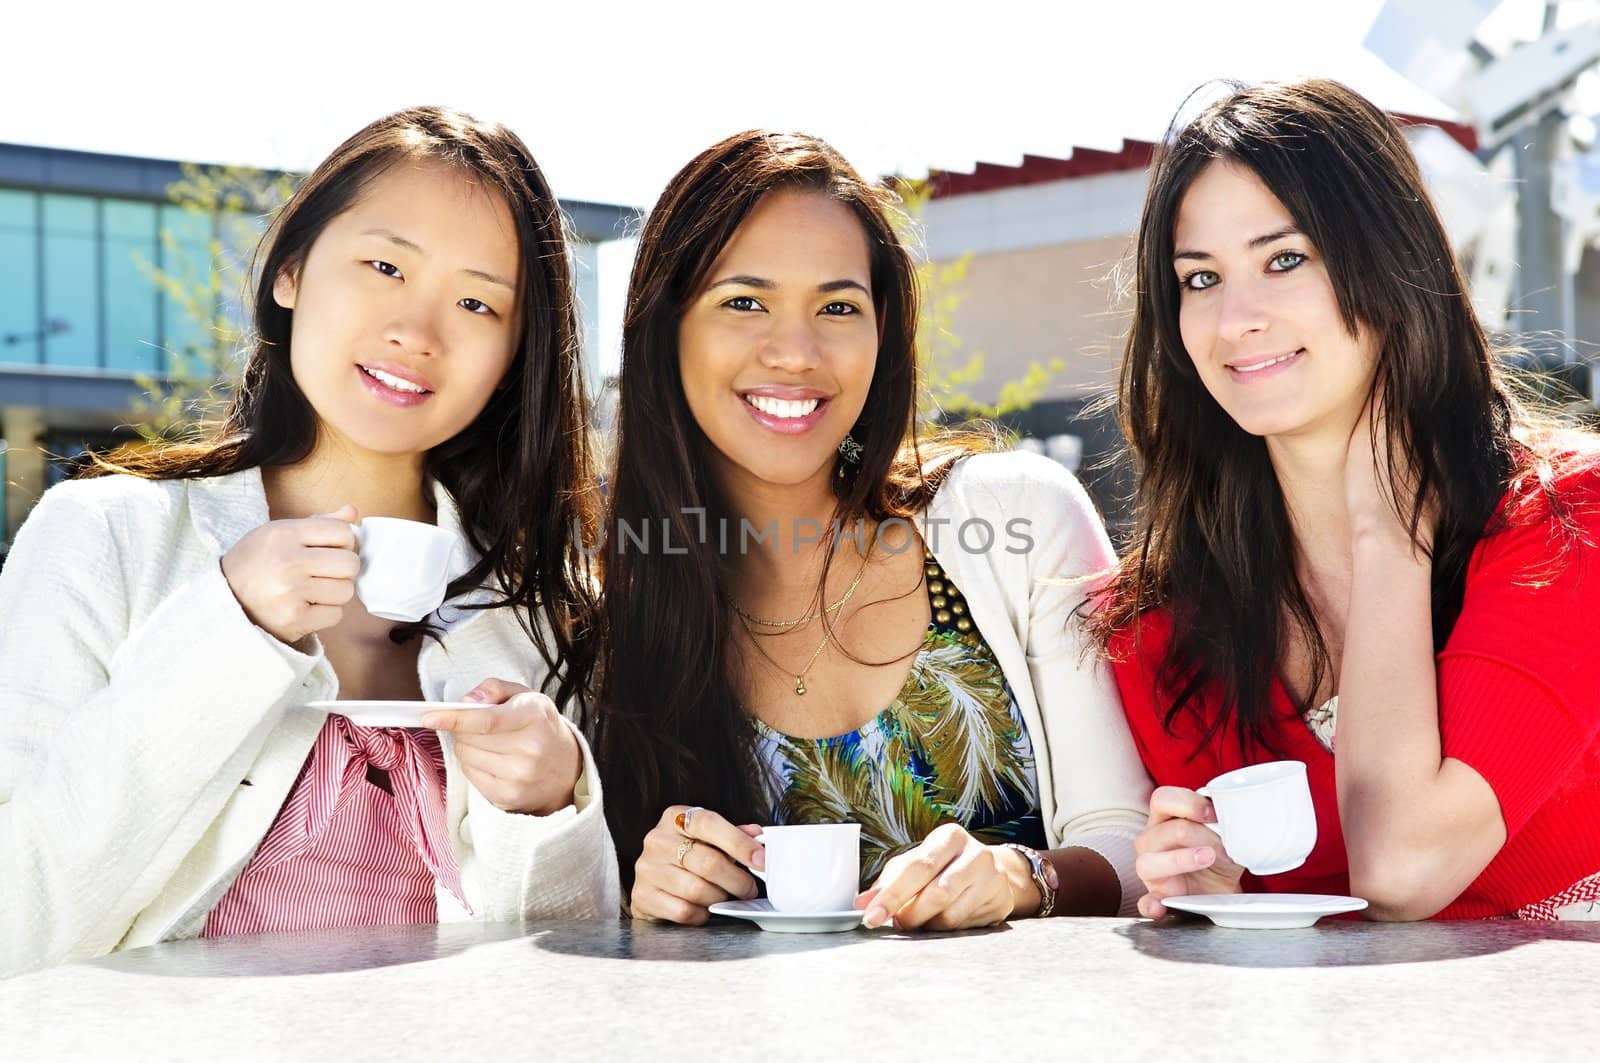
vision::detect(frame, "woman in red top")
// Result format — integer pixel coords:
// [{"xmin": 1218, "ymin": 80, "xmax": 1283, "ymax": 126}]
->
[{"xmin": 1098, "ymin": 79, "xmax": 1600, "ymax": 922}]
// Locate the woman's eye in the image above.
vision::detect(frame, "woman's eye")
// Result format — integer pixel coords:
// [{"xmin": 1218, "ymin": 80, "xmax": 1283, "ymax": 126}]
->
[
  {"xmin": 458, "ymin": 298, "xmax": 492, "ymax": 316},
  {"xmin": 1269, "ymin": 251, "xmax": 1307, "ymax": 272},
  {"xmin": 820, "ymin": 301, "xmax": 858, "ymax": 316},
  {"xmin": 368, "ymin": 260, "xmax": 402, "ymax": 279},
  {"xmin": 724, "ymin": 295, "xmax": 763, "ymax": 312},
  {"xmin": 1182, "ymin": 270, "xmax": 1220, "ymax": 291}
]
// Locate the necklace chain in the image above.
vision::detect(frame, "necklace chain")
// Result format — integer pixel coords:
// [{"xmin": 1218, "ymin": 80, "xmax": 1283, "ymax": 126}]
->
[
  {"xmin": 736, "ymin": 546, "xmax": 873, "ymax": 696},
  {"xmin": 732, "ymin": 544, "xmax": 872, "ymax": 629}
]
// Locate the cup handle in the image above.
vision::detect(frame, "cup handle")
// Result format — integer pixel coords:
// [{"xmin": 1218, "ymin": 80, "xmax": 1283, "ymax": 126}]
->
[
  {"xmin": 1195, "ymin": 787, "xmax": 1224, "ymax": 845},
  {"xmin": 746, "ymin": 833, "xmax": 766, "ymax": 883}
]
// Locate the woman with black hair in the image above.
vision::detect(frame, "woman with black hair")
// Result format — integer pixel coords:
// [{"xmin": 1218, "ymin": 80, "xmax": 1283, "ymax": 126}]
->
[
  {"xmin": 591, "ymin": 130, "xmax": 1150, "ymax": 931},
  {"xmin": 1, "ymin": 107, "xmax": 618, "ymax": 974},
  {"xmin": 1101, "ymin": 79, "xmax": 1600, "ymax": 922}
]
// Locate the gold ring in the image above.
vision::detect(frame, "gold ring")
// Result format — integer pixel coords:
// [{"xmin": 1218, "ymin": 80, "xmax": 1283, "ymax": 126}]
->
[{"xmin": 674, "ymin": 838, "xmax": 696, "ymax": 867}]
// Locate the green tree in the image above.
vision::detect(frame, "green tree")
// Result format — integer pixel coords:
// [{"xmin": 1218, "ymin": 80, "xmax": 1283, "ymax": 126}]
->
[
  {"xmin": 131, "ymin": 163, "xmax": 298, "ymax": 443},
  {"xmin": 894, "ymin": 178, "xmax": 1064, "ymax": 425}
]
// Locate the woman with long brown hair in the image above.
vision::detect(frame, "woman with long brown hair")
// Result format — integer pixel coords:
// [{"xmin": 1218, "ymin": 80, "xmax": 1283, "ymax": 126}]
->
[
  {"xmin": 1102, "ymin": 79, "xmax": 1600, "ymax": 922},
  {"xmin": 1, "ymin": 107, "xmax": 617, "ymax": 975},
  {"xmin": 590, "ymin": 130, "xmax": 1150, "ymax": 930}
]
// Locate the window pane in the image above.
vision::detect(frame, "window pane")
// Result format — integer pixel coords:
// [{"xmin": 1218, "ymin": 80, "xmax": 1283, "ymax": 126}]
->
[
  {"xmin": 42, "ymin": 194, "xmax": 100, "ymax": 368},
  {"xmin": 0, "ymin": 190, "xmax": 39, "ymax": 365},
  {"xmin": 103, "ymin": 200, "xmax": 160, "ymax": 374},
  {"xmin": 158, "ymin": 204, "xmax": 216, "ymax": 369}
]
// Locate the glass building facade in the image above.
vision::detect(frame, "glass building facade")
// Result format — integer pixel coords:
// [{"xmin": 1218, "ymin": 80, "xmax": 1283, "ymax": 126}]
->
[{"xmin": 1, "ymin": 187, "xmax": 222, "ymax": 375}]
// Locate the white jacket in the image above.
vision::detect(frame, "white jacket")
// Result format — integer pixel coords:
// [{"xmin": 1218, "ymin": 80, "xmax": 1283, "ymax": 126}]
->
[
  {"xmin": 921, "ymin": 452, "xmax": 1151, "ymax": 913},
  {"xmin": 0, "ymin": 467, "xmax": 618, "ymax": 976}
]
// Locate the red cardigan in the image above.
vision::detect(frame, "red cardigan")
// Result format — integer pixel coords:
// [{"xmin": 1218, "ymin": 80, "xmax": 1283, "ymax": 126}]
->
[{"xmin": 1109, "ymin": 466, "xmax": 1600, "ymax": 919}]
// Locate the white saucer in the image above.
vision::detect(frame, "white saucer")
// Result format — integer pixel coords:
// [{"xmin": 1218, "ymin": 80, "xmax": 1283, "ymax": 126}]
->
[
  {"xmin": 707, "ymin": 898, "xmax": 865, "ymax": 934},
  {"xmin": 301, "ymin": 700, "xmax": 483, "ymax": 728},
  {"xmin": 1163, "ymin": 893, "xmax": 1368, "ymax": 929}
]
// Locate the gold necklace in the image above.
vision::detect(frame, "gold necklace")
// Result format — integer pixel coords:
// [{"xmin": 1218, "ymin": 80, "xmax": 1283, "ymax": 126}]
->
[
  {"xmin": 731, "ymin": 541, "xmax": 874, "ymax": 629},
  {"xmin": 736, "ymin": 548, "xmax": 872, "ymax": 695}
]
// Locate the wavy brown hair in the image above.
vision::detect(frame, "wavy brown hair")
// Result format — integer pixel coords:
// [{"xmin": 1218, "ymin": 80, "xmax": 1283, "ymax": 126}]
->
[
  {"xmin": 1095, "ymin": 79, "xmax": 1564, "ymax": 756},
  {"xmin": 589, "ymin": 130, "xmax": 986, "ymax": 883},
  {"xmin": 86, "ymin": 106, "xmax": 599, "ymax": 708}
]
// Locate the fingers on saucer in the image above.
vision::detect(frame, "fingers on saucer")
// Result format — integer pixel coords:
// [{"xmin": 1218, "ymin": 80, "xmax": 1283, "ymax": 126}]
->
[
  {"xmin": 853, "ymin": 886, "xmax": 883, "ymax": 911},
  {"xmin": 461, "ymin": 677, "xmax": 532, "ymax": 707},
  {"xmin": 862, "ymin": 846, "xmax": 948, "ymax": 929},
  {"xmin": 433, "ymin": 706, "xmax": 527, "ymax": 736}
]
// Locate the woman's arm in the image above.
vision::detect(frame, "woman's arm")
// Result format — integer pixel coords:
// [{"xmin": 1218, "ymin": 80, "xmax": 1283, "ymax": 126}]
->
[
  {"xmin": 424, "ymin": 627, "xmax": 621, "ymax": 922},
  {"xmin": 1011, "ymin": 455, "xmax": 1154, "ymax": 915},
  {"xmin": 1335, "ymin": 526, "xmax": 1505, "ymax": 920},
  {"xmin": 0, "ymin": 483, "xmax": 324, "ymax": 973}
]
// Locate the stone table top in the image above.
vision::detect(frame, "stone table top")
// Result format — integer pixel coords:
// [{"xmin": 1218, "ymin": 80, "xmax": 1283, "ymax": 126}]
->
[{"xmin": 4, "ymin": 916, "xmax": 1598, "ymax": 1060}]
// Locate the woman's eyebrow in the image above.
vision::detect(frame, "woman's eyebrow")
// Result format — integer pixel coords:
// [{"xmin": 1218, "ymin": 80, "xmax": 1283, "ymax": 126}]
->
[
  {"xmin": 1174, "ymin": 226, "xmax": 1303, "ymax": 262},
  {"xmin": 361, "ymin": 227, "xmax": 514, "ymax": 291},
  {"xmin": 707, "ymin": 274, "xmax": 774, "ymax": 290},
  {"xmin": 706, "ymin": 276, "xmax": 869, "ymax": 295},
  {"xmin": 1247, "ymin": 225, "xmax": 1302, "ymax": 249}
]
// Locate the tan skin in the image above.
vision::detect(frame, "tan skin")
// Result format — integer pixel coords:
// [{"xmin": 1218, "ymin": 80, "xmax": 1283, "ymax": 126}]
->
[
  {"xmin": 628, "ymin": 188, "xmax": 1120, "ymax": 929},
  {"xmin": 219, "ymin": 160, "xmax": 580, "ymax": 818},
  {"xmin": 1134, "ymin": 162, "xmax": 1504, "ymax": 920}
]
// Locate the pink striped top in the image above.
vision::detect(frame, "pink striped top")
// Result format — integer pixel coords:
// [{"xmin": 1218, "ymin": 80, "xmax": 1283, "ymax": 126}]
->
[{"xmin": 203, "ymin": 715, "xmax": 469, "ymax": 937}]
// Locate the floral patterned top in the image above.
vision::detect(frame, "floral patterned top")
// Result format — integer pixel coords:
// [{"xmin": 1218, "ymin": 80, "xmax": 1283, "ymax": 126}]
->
[{"xmin": 752, "ymin": 551, "xmax": 1046, "ymax": 887}]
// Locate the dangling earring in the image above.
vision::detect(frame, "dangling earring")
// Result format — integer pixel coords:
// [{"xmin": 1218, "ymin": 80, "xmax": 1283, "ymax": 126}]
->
[{"xmin": 836, "ymin": 433, "xmax": 863, "ymax": 480}]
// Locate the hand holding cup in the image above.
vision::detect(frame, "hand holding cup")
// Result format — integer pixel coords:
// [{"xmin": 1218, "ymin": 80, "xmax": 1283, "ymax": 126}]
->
[
  {"xmin": 221, "ymin": 504, "xmax": 362, "ymax": 645},
  {"xmin": 1135, "ymin": 760, "xmax": 1317, "ymax": 919},
  {"xmin": 1134, "ymin": 785, "xmax": 1246, "ymax": 919},
  {"xmin": 631, "ymin": 806, "xmax": 765, "ymax": 925}
]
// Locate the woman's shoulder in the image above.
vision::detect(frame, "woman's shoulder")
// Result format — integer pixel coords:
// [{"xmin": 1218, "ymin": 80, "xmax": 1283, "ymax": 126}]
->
[
  {"xmin": 1104, "ymin": 606, "xmax": 1176, "ymax": 671},
  {"xmin": 24, "ymin": 473, "xmax": 190, "ymax": 536},
  {"xmin": 1490, "ymin": 444, "xmax": 1600, "ymax": 544},
  {"xmin": 932, "ymin": 450, "xmax": 1098, "ymax": 519}
]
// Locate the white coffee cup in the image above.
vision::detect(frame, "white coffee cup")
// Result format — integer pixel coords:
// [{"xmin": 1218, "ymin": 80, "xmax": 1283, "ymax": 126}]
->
[
  {"xmin": 1197, "ymin": 760, "xmax": 1317, "ymax": 876},
  {"xmin": 351, "ymin": 517, "xmax": 461, "ymax": 622},
  {"xmin": 748, "ymin": 823, "xmax": 861, "ymax": 914}
]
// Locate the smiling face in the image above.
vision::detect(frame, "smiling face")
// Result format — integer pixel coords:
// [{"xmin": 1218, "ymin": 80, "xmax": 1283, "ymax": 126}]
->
[
  {"xmin": 677, "ymin": 188, "xmax": 878, "ymax": 493},
  {"xmin": 1173, "ymin": 161, "xmax": 1377, "ymax": 442},
  {"xmin": 273, "ymin": 159, "xmax": 522, "ymax": 459}
]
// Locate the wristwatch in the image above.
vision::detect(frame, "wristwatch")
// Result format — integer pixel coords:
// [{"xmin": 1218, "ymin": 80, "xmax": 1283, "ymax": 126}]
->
[{"xmin": 1002, "ymin": 843, "xmax": 1060, "ymax": 918}]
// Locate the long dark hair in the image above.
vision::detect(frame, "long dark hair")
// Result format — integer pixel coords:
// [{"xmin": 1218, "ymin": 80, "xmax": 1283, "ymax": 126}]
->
[
  {"xmin": 87, "ymin": 106, "xmax": 599, "ymax": 708},
  {"xmin": 590, "ymin": 130, "xmax": 978, "ymax": 882},
  {"xmin": 1096, "ymin": 79, "xmax": 1557, "ymax": 756}
]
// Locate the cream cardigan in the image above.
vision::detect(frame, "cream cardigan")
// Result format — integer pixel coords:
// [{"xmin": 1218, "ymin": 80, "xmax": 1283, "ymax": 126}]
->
[
  {"xmin": 920, "ymin": 452, "xmax": 1151, "ymax": 914},
  {"xmin": 0, "ymin": 467, "xmax": 618, "ymax": 977}
]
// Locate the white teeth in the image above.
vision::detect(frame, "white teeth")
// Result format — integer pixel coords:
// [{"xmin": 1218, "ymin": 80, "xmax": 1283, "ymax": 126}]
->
[
  {"xmin": 1232, "ymin": 350, "xmax": 1301, "ymax": 374},
  {"xmin": 363, "ymin": 366, "xmax": 428, "ymax": 393},
  {"xmin": 744, "ymin": 394, "xmax": 820, "ymax": 419}
]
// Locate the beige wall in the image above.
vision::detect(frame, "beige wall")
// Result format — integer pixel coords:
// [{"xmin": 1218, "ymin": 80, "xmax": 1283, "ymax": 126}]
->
[{"xmin": 935, "ymin": 234, "xmax": 1134, "ymax": 405}]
